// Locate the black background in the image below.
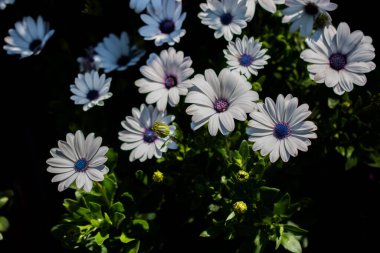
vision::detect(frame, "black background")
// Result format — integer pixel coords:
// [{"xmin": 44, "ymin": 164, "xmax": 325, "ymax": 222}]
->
[{"xmin": 0, "ymin": 0, "xmax": 379, "ymax": 252}]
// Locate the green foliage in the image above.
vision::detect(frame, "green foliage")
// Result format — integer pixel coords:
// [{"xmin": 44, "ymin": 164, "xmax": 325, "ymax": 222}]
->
[{"xmin": 0, "ymin": 190, "xmax": 13, "ymax": 240}]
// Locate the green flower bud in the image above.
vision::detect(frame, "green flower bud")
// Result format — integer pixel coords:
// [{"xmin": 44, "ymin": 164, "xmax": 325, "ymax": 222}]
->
[
  {"xmin": 152, "ymin": 121, "xmax": 170, "ymax": 138},
  {"xmin": 315, "ymin": 13, "xmax": 331, "ymax": 29},
  {"xmin": 233, "ymin": 201, "xmax": 247, "ymax": 215},
  {"xmin": 152, "ymin": 170, "xmax": 164, "ymax": 183}
]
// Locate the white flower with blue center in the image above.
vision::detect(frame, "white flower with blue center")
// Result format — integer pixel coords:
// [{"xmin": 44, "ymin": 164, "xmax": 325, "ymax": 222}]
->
[
  {"xmin": 135, "ymin": 47, "xmax": 194, "ymax": 111},
  {"xmin": 3, "ymin": 16, "xmax": 55, "ymax": 58},
  {"xmin": 119, "ymin": 104, "xmax": 178, "ymax": 162},
  {"xmin": 185, "ymin": 68, "xmax": 259, "ymax": 136},
  {"xmin": 198, "ymin": 0, "xmax": 248, "ymax": 41},
  {"xmin": 70, "ymin": 71, "xmax": 113, "ymax": 111},
  {"xmin": 282, "ymin": 0, "xmax": 337, "ymax": 37},
  {"xmin": 0, "ymin": 0, "xmax": 14, "ymax": 10},
  {"xmin": 94, "ymin": 31, "xmax": 145, "ymax": 73},
  {"xmin": 224, "ymin": 35, "xmax": 270, "ymax": 79},
  {"xmin": 301, "ymin": 23, "xmax": 376, "ymax": 95},
  {"xmin": 138, "ymin": 0, "xmax": 186, "ymax": 46},
  {"xmin": 247, "ymin": 94, "xmax": 317, "ymax": 163},
  {"xmin": 46, "ymin": 130, "xmax": 109, "ymax": 192}
]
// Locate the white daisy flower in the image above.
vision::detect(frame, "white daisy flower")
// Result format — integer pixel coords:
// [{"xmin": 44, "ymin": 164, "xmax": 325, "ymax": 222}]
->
[
  {"xmin": 94, "ymin": 31, "xmax": 145, "ymax": 73},
  {"xmin": 135, "ymin": 47, "xmax": 194, "ymax": 111},
  {"xmin": 138, "ymin": 0, "xmax": 186, "ymax": 46},
  {"xmin": 46, "ymin": 130, "xmax": 109, "ymax": 192},
  {"xmin": 245, "ymin": 0, "xmax": 285, "ymax": 18},
  {"xmin": 0, "ymin": 0, "xmax": 14, "ymax": 10},
  {"xmin": 224, "ymin": 35, "xmax": 270, "ymax": 79},
  {"xmin": 70, "ymin": 71, "xmax": 113, "ymax": 111},
  {"xmin": 198, "ymin": 0, "xmax": 248, "ymax": 41},
  {"xmin": 300, "ymin": 23, "xmax": 376, "ymax": 95},
  {"xmin": 282, "ymin": 0, "xmax": 337, "ymax": 37},
  {"xmin": 129, "ymin": 0, "xmax": 181, "ymax": 13},
  {"xmin": 3, "ymin": 16, "xmax": 55, "ymax": 58},
  {"xmin": 185, "ymin": 68, "xmax": 259, "ymax": 136},
  {"xmin": 77, "ymin": 47, "xmax": 101, "ymax": 73},
  {"xmin": 247, "ymin": 94, "xmax": 317, "ymax": 163},
  {"xmin": 244, "ymin": 0, "xmax": 256, "ymax": 21},
  {"xmin": 119, "ymin": 104, "xmax": 178, "ymax": 162}
]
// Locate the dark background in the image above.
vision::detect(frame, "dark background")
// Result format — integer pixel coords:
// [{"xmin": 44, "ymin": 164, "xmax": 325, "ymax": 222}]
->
[{"xmin": 0, "ymin": 0, "xmax": 379, "ymax": 252}]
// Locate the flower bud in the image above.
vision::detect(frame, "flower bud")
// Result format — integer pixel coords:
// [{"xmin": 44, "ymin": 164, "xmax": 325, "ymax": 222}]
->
[
  {"xmin": 152, "ymin": 170, "xmax": 164, "ymax": 183},
  {"xmin": 233, "ymin": 201, "xmax": 247, "ymax": 215},
  {"xmin": 152, "ymin": 121, "xmax": 170, "ymax": 138},
  {"xmin": 237, "ymin": 170, "xmax": 249, "ymax": 182}
]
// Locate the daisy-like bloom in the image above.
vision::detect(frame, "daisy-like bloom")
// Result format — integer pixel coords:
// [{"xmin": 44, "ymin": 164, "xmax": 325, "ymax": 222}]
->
[
  {"xmin": 0, "ymin": 0, "xmax": 14, "ymax": 10},
  {"xmin": 46, "ymin": 130, "xmax": 109, "ymax": 192},
  {"xmin": 70, "ymin": 71, "xmax": 113, "ymax": 111},
  {"xmin": 282, "ymin": 0, "xmax": 337, "ymax": 37},
  {"xmin": 198, "ymin": 0, "xmax": 248, "ymax": 41},
  {"xmin": 300, "ymin": 23, "xmax": 376, "ymax": 95},
  {"xmin": 224, "ymin": 35, "xmax": 270, "ymax": 79},
  {"xmin": 3, "ymin": 16, "xmax": 55, "ymax": 58},
  {"xmin": 119, "ymin": 104, "xmax": 178, "ymax": 162},
  {"xmin": 246, "ymin": 94, "xmax": 317, "ymax": 163},
  {"xmin": 185, "ymin": 68, "xmax": 259, "ymax": 136},
  {"xmin": 94, "ymin": 31, "xmax": 145, "ymax": 73},
  {"xmin": 138, "ymin": 0, "xmax": 186, "ymax": 46},
  {"xmin": 135, "ymin": 47, "xmax": 194, "ymax": 111},
  {"xmin": 77, "ymin": 47, "xmax": 101, "ymax": 73},
  {"xmin": 245, "ymin": 0, "xmax": 284, "ymax": 18}
]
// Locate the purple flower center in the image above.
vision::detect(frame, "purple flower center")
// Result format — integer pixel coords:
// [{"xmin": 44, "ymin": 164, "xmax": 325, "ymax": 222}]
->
[
  {"xmin": 29, "ymin": 39, "xmax": 42, "ymax": 53},
  {"xmin": 165, "ymin": 75, "xmax": 177, "ymax": 89},
  {"xmin": 143, "ymin": 129, "xmax": 157, "ymax": 143},
  {"xmin": 304, "ymin": 2, "xmax": 319, "ymax": 15},
  {"xmin": 160, "ymin": 19, "xmax": 175, "ymax": 34},
  {"xmin": 329, "ymin": 53, "xmax": 347, "ymax": 70},
  {"xmin": 220, "ymin": 13, "xmax": 233, "ymax": 25},
  {"xmin": 214, "ymin": 98, "xmax": 229, "ymax": 113},
  {"xmin": 239, "ymin": 54, "xmax": 254, "ymax": 67},
  {"xmin": 117, "ymin": 55, "xmax": 130, "ymax": 66},
  {"xmin": 74, "ymin": 159, "xmax": 88, "ymax": 172},
  {"xmin": 87, "ymin": 90, "xmax": 99, "ymax": 100},
  {"xmin": 273, "ymin": 123, "xmax": 291, "ymax": 139}
]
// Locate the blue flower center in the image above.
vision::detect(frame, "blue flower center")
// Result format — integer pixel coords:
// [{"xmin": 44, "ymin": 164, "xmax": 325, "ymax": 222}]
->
[
  {"xmin": 165, "ymin": 75, "xmax": 177, "ymax": 89},
  {"xmin": 74, "ymin": 159, "xmax": 88, "ymax": 172},
  {"xmin": 29, "ymin": 39, "xmax": 42, "ymax": 53},
  {"xmin": 273, "ymin": 123, "xmax": 291, "ymax": 139},
  {"xmin": 87, "ymin": 90, "xmax": 99, "ymax": 100},
  {"xmin": 220, "ymin": 13, "xmax": 233, "ymax": 25},
  {"xmin": 239, "ymin": 54, "xmax": 254, "ymax": 67},
  {"xmin": 143, "ymin": 129, "xmax": 158, "ymax": 143},
  {"xmin": 214, "ymin": 98, "xmax": 229, "ymax": 113},
  {"xmin": 329, "ymin": 53, "xmax": 347, "ymax": 70},
  {"xmin": 304, "ymin": 3, "xmax": 319, "ymax": 15},
  {"xmin": 117, "ymin": 55, "xmax": 130, "ymax": 66},
  {"xmin": 160, "ymin": 19, "xmax": 175, "ymax": 34}
]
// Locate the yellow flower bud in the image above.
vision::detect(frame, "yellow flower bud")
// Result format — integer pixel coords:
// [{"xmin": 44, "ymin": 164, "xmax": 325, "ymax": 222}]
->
[
  {"xmin": 233, "ymin": 201, "xmax": 247, "ymax": 215},
  {"xmin": 152, "ymin": 121, "xmax": 170, "ymax": 138},
  {"xmin": 152, "ymin": 170, "xmax": 164, "ymax": 183},
  {"xmin": 237, "ymin": 170, "xmax": 249, "ymax": 182}
]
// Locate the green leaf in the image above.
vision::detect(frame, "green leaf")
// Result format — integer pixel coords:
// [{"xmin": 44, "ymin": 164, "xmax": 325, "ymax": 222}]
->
[
  {"xmin": 274, "ymin": 193, "xmax": 290, "ymax": 215},
  {"xmin": 200, "ymin": 225, "xmax": 222, "ymax": 238},
  {"xmin": 328, "ymin": 98, "xmax": 340, "ymax": 109},
  {"xmin": 135, "ymin": 170, "xmax": 148, "ymax": 185},
  {"xmin": 132, "ymin": 219, "xmax": 149, "ymax": 232},
  {"xmin": 120, "ymin": 233, "xmax": 135, "ymax": 244},
  {"xmin": 95, "ymin": 231, "xmax": 109, "ymax": 246},
  {"xmin": 110, "ymin": 202, "xmax": 125, "ymax": 214},
  {"xmin": 0, "ymin": 197, "xmax": 9, "ymax": 209},
  {"xmin": 239, "ymin": 140, "xmax": 249, "ymax": 160},
  {"xmin": 345, "ymin": 156, "xmax": 358, "ymax": 171},
  {"xmin": 225, "ymin": 211, "xmax": 236, "ymax": 223},
  {"xmin": 125, "ymin": 240, "xmax": 140, "ymax": 253},
  {"xmin": 121, "ymin": 192, "xmax": 135, "ymax": 202},
  {"xmin": 103, "ymin": 174, "xmax": 117, "ymax": 202},
  {"xmin": 283, "ymin": 224, "xmax": 308, "ymax": 236},
  {"xmin": 0, "ymin": 216, "xmax": 10, "ymax": 232},
  {"xmin": 0, "ymin": 232, "xmax": 3, "ymax": 240},
  {"xmin": 88, "ymin": 202, "xmax": 103, "ymax": 218},
  {"xmin": 106, "ymin": 148, "xmax": 118, "ymax": 170},
  {"xmin": 63, "ymin": 198, "xmax": 79, "ymax": 212},
  {"xmin": 113, "ymin": 212, "xmax": 126, "ymax": 228},
  {"xmin": 281, "ymin": 232, "xmax": 302, "ymax": 253}
]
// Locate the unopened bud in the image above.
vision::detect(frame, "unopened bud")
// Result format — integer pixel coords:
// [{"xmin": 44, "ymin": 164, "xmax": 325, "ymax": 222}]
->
[
  {"xmin": 237, "ymin": 170, "xmax": 249, "ymax": 182},
  {"xmin": 152, "ymin": 121, "xmax": 170, "ymax": 138},
  {"xmin": 152, "ymin": 170, "xmax": 164, "ymax": 183},
  {"xmin": 233, "ymin": 201, "xmax": 247, "ymax": 215}
]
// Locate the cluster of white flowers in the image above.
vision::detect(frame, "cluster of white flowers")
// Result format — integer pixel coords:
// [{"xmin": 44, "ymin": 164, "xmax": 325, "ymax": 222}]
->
[{"xmin": 1, "ymin": 0, "xmax": 373, "ymax": 191}]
